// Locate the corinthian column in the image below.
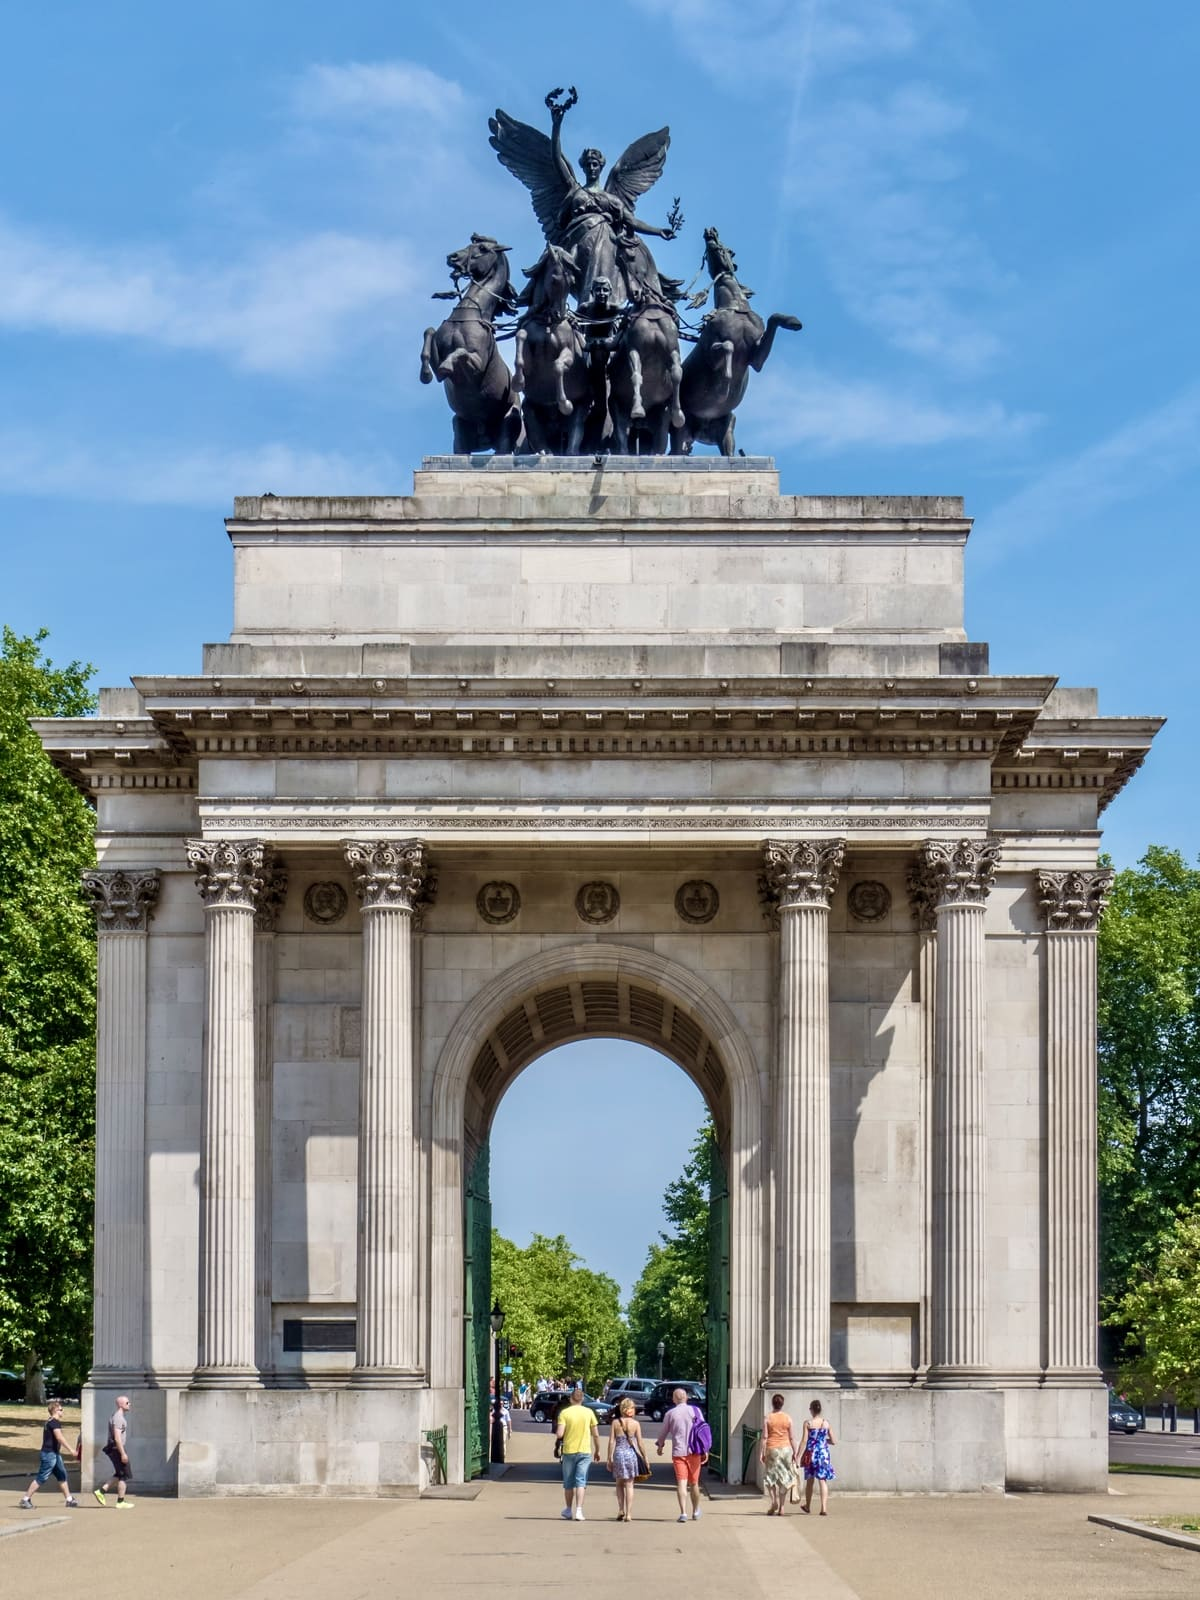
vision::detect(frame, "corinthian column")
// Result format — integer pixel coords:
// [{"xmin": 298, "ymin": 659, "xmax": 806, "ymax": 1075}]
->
[
  {"xmin": 81, "ymin": 868, "xmax": 161, "ymax": 1379},
  {"xmin": 1038, "ymin": 868, "xmax": 1112, "ymax": 1377},
  {"xmin": 918, "ymin": 837, "xmax": 999, "ymax": 1381},
  {"xmin": 760, "ymin": 837, "xmax": 844, "ymax": 1377},
  {"xmin": 187, "ymin": 839, "xmax": 268, "ymax": 1384},
  {"xmin": 344, "ymin": 839, "xmax": 436, "ymax": 1379},
  {"xmin": 253, "ymin": 862, "xmax": 288, "ymax": 1376}
]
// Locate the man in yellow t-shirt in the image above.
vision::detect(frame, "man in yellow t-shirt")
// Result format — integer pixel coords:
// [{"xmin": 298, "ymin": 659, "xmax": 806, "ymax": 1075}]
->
[{"xmin": 555, "ymin": 1384, "xmax": 600, "ymax": 1521}]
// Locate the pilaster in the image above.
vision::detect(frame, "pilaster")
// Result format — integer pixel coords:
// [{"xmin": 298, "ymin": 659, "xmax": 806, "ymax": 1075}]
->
[
  {"xmin": 344, "ymin": 838, "xmax": 436, "ymax": 1380},
  {"xmin": 187, "ymin": 838, "xmax": 268, "ymax": 1385},
  {"xmin": 81, "ymin": 868, "xmax": 161, "ymax": 1379},
  {"xmin": 760, "ymin": 837, "xmax": 844, "ymax": 1377},
  {"xmin": 1037, "ymin": 868, "xmax": 1112, "ymax": 1378},
  {"xmin": 253, "ymin": 861, "xmax": 288, "ymax": 1376},
  {"xmin": 919, "ymin": 838, "xmax": 999, "ymax": 1383}
]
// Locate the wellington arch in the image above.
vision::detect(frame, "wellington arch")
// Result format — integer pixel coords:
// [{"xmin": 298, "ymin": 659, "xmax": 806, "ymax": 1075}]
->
[{"xmin": 35, "ymin": 455, "xmax": 1162, "ymax": 1496}]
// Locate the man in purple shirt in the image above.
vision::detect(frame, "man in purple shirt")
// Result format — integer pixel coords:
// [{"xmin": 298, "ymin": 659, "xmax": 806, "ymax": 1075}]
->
[{"xmin": 655, "ymin": 1387, "xmax": 705, "ymax": 1523}]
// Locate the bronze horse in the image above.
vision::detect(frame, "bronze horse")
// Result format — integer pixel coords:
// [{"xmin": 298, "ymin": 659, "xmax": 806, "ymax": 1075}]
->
[
  {"xmin": 608, "ymin": 294, "xmax": 684, "ymax": 456},
  {"xmin": 513, "ymin": 244, "xmax": 591, "ymax": 455},
  {"xmin": 420, "ymin": 235, "xmax": 521, "ymax": 454},
  {"xmin": 672, "ymin": 227, "xmax": 801, "ymax": 456}
]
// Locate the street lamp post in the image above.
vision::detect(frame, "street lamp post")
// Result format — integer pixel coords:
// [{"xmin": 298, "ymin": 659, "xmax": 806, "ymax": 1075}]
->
[
  {"xmin": 656, "ymin": 1340, "xmax": 665, "ymax": 1380},
  {"xmin": 490, "ymin": 1301, "xmax": 506, "ymax": 1466}
]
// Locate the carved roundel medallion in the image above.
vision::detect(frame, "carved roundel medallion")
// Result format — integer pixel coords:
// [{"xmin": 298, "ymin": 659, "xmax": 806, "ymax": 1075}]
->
[
  {"xmin": 847, "ymin": 880, "xmax": 892, "ymax": 923},
  {"xmin": 575, "ymin": 881, "xmax": 620, "ymax": 925},
  {"xmin": 675, "ymin": 880, "xmax": 720, "ymax": 925},
  {"xmin": 303, "ymin": 881, "xmax": 349, "ymax": 925},
  {"xmin": 476, "ymin": 881, "xmax": 521, "ymax": 925}
]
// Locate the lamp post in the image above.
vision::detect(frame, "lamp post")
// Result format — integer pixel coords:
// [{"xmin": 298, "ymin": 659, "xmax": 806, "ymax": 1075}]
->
[
  {"xmin": 656, "ymin": 1340, "xmax": 665, "ymax": 1380},
  {"xmin": 490, "ymin": 1300, "xmax": 506, "ymax": 1466}
]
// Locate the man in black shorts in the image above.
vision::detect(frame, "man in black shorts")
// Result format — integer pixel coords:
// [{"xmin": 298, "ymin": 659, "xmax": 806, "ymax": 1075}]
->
[{"xmin": 93, "ymin": 1394, "xmax": 133, "ymax": 1507}]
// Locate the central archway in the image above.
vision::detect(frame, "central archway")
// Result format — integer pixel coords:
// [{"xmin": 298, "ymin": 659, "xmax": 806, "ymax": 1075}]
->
[{"xmin": 428, "ymin": 943, "xmax": 767, "ymax": 1482}]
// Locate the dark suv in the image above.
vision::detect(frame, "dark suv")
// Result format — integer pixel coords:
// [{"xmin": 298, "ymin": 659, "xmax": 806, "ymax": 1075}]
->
[
  {"xmin": 530, "ymin": 1390, "xmax": 614, "ymax": 1425},
  {"xmin": 644, "ymin": 1381, "xmax": 706, "ymax": 1422}
]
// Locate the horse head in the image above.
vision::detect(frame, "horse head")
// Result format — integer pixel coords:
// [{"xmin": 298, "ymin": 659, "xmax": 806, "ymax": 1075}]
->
[
  {"xmin": 520, "ymin": 244, "xmax": 578, "ymax": 315},
  {"xmin": 445, "ymin": 235, "xmax": 516, "ymax": 318}
]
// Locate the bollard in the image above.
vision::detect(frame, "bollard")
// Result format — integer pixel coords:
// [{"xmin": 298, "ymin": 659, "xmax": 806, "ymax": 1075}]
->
[{"xmin": 1169, "ymin": 1404, "xmax": 1178, "ymax": 1433}]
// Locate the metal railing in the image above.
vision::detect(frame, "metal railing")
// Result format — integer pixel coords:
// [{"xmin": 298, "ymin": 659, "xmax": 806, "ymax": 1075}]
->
[
  {"xmin": 741, "ymin": 1425, "xmax": 761, "ymax": 1484},
  {"xmin": 423, "ymin": 1425, "xmax": 448, "ymax": 1485}
]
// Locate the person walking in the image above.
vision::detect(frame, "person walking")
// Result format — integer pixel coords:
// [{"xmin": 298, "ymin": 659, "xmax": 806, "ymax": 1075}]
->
[
  {"xmin": 799, "ymin": 1399, "xmax": 836, "ymax": 1516},
  {"xmin": 20, "ymin": 1400, "xmax": 80, "ymax": 1510},
  {"xmin": 94, "ymin": 1394, "xmax": 134, "ymax": 1507},
  {"xmin": 759, "ymin": 1392, "xmax": 798, "ymax": 1515},
  {"xmin": 606, "ymin": 1397, "xmax": 647, "ymax": 1522},
  {"xmin": 555, "ymin": 1383, "xmax": 600, "ymax": 1521},
  {"xmin": 655, "ymin": 1386, "xmax": 706, "ymax": 1523}
]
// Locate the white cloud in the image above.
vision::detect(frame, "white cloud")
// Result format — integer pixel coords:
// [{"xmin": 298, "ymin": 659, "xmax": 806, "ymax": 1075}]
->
[
  {"xmin": 979, "ymin": 384, "xmax": 1200, "ymax": 560},
  {"xmin": 291, "ymin": 60, "xmax": 466, "ymax": 123},
  {"xmin": 737, "ymin": 364, "xmax": 1039, "ymax": 452},
  {"xmin": 0, "ymin": 217, "xmax": 417, "ymax": 375},
  {"xmin": 0, "ymin": 428, "xmax": 402, "ymax": 505}
]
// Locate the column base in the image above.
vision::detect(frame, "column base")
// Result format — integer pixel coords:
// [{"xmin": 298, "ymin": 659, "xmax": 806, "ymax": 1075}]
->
[
  {"xmin": 925, "ymin": 1364, "xmax": 994, "ymax": 1388},
  {"xmin": 1042, "ymin": 1367, "xmax": 1106, "ymax": 1388},
  {"xmin": 764, "ymin": 1365, "xmax": 835, "ymax": 1383},
  {"xmin": 88, "ymin": 1367, "xmax": 148, "ymax": 1387},
  {"xmin": 191, "ymin": 1368, "xmax": 262, "ymax": 1390},
  {"xmin": 351, "ymin": 1368, "xmax": 426, "ymax": 1389}
]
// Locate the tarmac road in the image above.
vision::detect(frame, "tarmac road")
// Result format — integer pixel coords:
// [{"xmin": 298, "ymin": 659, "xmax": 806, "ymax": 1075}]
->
[{"xmin": 1110, "ymin": 1427, "xmax": 1200, "ymax": 1468}]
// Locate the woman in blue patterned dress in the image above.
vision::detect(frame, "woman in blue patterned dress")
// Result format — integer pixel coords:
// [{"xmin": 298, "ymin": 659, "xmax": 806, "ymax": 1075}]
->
[
  {"xmin": 799, "ymin": 1399, "xmax": 836, "ymax": 1516},
  {"xmin": 606, "ymin": 1398, "xmax": 647, "ymax": 1522}
]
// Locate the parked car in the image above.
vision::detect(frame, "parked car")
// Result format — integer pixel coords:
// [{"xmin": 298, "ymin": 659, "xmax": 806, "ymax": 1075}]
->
[
  {"xmin": 0, "ymin": 1368, "xmax": 24, "ymax": 1402},
  {"xmin": 1108, "ymin": 1395, "xmax": 1141, "ymax": 1434},
  {"xmin": 645, "ymin": 1381, "xmax": 707, "ymax": 1422},
  {"xmin": 530, "ymin": 1390, "xmax": 613, "ymax": 1425},
  {"xmin": 603, "ymin": 1377, "xmax": 657, "ymax": 1413}
]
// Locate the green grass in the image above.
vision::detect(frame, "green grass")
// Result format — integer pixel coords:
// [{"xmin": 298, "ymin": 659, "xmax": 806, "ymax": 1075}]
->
[{"xmin": 1110, "ymin": 1462, "xmax": 1200, "ymax": 1480}]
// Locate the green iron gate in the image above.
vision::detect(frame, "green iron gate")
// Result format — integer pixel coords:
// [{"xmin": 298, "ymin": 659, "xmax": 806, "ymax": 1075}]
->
[
  {"xmin": 464, "ymin": 1140, "xmax": 492, "ymax": 1479},
  {"xmin": 705, "ymin": 1141, "xmax": 731, "ymax": 1477}
]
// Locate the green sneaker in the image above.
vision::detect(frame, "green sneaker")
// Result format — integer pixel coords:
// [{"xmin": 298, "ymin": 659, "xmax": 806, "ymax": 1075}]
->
[
  {"xmin": 93, "ymin": 1488, "xmax": 107, "ymax": 1506},
  {"xmin": 115, "ymin": 1499, "xmax": 133, "ymax": 1509}
]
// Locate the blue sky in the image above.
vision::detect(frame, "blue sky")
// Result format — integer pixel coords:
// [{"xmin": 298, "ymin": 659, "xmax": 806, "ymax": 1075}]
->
[{"xmin": 4, "ymin": 3, "xmax": 1196, "ymax": 1299}]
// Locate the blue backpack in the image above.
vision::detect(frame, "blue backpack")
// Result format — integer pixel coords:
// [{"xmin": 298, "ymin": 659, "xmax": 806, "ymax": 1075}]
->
[{"xmin": 688, "ymin": 1406, "xmax": 713, "ymax": 1456}]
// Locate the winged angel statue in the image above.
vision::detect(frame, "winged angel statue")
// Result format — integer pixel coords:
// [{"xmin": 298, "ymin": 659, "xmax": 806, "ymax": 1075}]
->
[{"xmin": 489, "ymin": 87, "xmax": 680, "ymax": 314}]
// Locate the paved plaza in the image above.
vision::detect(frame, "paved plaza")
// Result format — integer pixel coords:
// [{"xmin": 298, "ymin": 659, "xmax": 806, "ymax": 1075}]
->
[{"xmin": 3, "ymin": 1422, "xmax": 1197, "ymax": 1598}]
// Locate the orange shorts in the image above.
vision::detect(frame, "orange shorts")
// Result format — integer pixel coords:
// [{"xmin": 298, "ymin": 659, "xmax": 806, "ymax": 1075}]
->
[{"xmin": 672, "ymin": 1453, "xmax": 702, "ymax": 1484}]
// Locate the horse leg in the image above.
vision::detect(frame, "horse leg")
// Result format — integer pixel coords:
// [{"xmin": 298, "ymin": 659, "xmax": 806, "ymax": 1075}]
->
[
  {"xmin": 420, "ymin": 327, "xmax": 437, "ymax": 384},
  {"xmin": 438, "ymin": 346, "xmax": 485, "ymax": 382},
  {"xmin": 565, "ymin": 398, "xmax": 588, "ymax": 455},
  {"xmin": 523, "ymin": 402, "xmax": 549, "ymax": 456},
  {"xmin": 452, "ymin": 415, "xmax": 473, "ymax": 455},
  {"xmin": 750, "ymin": 313, "xmax": 802, "ymax": 372},
  {"xmin": 628, "ymin": 349, "xmax": 645, "ymax": 420},
  {"xmin": 513, "ymin": 329, "xmax": 528, "ymax": 394},
  {"xmin": 650, "ymin": 404, "xmax": 670, "ymax": 455},
  {"xmin": 669, "ymin": 344, "xmax": 685, "ymax": 430},
  {"xmin": 720, "ymin": 413, "xmax": 736, "ymax": 457},
  {"xmin": 554, "ymin": 347, "xmax": 575, "ymax": 416}
]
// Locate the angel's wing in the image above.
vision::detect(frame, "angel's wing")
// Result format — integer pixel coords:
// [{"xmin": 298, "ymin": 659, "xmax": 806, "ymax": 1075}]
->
[
  {"xmin": 605, "ymin": 128, "xmax": 670, "ymax": 214},
  {"xmin": 488, "ymin": 110, "xmax": 571, "ymax": 246}
]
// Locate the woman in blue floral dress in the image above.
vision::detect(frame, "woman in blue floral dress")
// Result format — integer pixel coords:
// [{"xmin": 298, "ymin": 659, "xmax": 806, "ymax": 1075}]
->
[{"xmin": 799, "ymin": 1399, "xmax": 836, "ymax": 1516}]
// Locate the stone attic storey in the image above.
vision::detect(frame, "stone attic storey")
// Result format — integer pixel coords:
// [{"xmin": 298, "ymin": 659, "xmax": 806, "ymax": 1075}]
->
[{"xmin": 36, "ymin": 455, "xmax": 1161, "ymax": 1496}]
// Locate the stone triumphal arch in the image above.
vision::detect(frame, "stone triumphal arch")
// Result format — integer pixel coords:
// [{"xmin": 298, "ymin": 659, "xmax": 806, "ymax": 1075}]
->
[{"xmin": 37, "ymin": 456, "xmax": 1161, "ymax": 1495}]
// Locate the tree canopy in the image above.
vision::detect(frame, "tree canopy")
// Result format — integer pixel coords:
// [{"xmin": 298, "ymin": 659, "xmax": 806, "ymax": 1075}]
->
[
  {"xmin": 1108, "ymin": 1203, "xmax": 1200, "ymax": 1406},
  {"xmin": 1098, "ymin": 846, "xmax": 1200, "ymax": 1305},
  {"xmin": 0, "ymin": 627, "xmax": 97, "ymax": 1389},
  {"xmin": 490, "ymin": 1230, "xmax": 626, "ymax": 1391},
  {"xmin": 627, "ymin": 1119, "xmax": 715, "ymax": 1379}
]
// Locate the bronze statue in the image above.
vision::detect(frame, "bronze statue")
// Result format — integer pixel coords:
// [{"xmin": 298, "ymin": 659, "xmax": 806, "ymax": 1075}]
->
[
  {"xmin": 420, "ymin": 235, "xmax": 521, "ymax": 454},
  {"xmin": 512, "ymin": 244, "xmax": 591, "ymax": 455}
]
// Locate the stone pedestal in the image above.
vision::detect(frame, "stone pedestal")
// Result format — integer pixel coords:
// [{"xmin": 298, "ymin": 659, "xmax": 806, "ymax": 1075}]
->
[
  {"xmin": 81, "ymin": 869, "xmax": 160, "ymax": 1379},
  {"xmin": 344, "ymin": 840, "xmax": 434, "ymax": 1379},
  {"xmin": 918, "ymin": 839, "xmax": 999, "ymax": 1382},
  {"xmin": 1038, "ymin": 869, "xmax": 1113, "ymax": 1378},
  {"xmin": 188, "ymin": 840, "xmax": 268, "ymax": 1384},
  {"xmin": 760, "ymin": 838, "xmax": 844, "ymax": 1377}
]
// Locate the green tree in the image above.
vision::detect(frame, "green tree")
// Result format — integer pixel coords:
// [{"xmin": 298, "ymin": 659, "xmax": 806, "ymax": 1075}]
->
[
  {"xmin": 1098, "ymin": 847, "xmax": 1200, "ymax": 1307},
  {"xmin": 0, "ymin": 627, "xmax": 97, "ymax": 1394},
  {"xmin": 1108, "ymin": 1204, "xmax": 1200, "ymax": 1405},
  {"xmin": 491, "ymin": 1230, "xmax": 625, "ymax": 1391},
  {"xmin": 627, "ymin": 1119, "xmax": 715, "ymax": 1378}
]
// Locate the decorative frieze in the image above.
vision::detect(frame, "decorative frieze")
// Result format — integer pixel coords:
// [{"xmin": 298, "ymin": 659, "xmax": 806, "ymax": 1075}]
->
[
  {"xmin": 82, "ymin": 868, "xmax": 161, "ymax": 932},
  {"xmin": 1036, "ymin": 869, "xmax": 1114, "ymax": 931},
  {"xmin": 344, "ymin": 839, "xmax": 435, "ymax": 918},
  {"xmin": 187, "ymin": 839, "xmax": 268, "ymax": 909}
]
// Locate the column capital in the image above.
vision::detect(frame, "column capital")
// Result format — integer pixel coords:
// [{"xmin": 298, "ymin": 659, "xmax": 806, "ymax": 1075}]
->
[
  {"xmin": 917, "ymin": 837, "xmax": 1000, "ymax": 909},
  {"xmin": 906, "ymin": 861, "xmax": 940, "ymax": 932},
  {"xmin": 187, "ymin": 839, "xmax": 268, "ymax": 910},
  {"xmin": 344, "ymin": 838, "xmax": 437, "ymax": 919},
  {"xmin": 1036, "ymin": 868, "xmax": 1113, "ymax": 932},
  {"xmin": 82, "ymin": 867, "xmax": 161, "ymax": 932},
  {"xmin": 759, "ymin": 838, "xmax": 845, "ymax": 924},
  {"xmin": 253, "ymin": 858, "xmax": 289, "ymax": 933}
]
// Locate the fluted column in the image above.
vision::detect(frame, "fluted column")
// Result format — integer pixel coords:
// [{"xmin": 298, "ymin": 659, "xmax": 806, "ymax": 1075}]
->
[
  {"xmin": 253, "ymin": 862, "xmax": 288, "ymax": 1377},
  {"xmin": 344, "ymin": 839, "xmax": 436, "ymax": 1380},
  {"xmin": 919, "ymin": 838, "xmax": 999, "ymax": 1382},
  {"xmin": 906, "ymin": 868, "xmax": 938, "ymax": 1376},
  {"xmin": 760, "ymin": 838, "xmax": 844, "ymax": 1377},
  {"xmin": 82, "ymin": 869, "xmax": 161, "ymax": 1378},
  {"xmin": 187, "ymin": 839, "xmax": 268, "ymax": 1384},
  {"xmin": 1038, "ymin": 869, "xmax": 1112, "ymax": 1377}
]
